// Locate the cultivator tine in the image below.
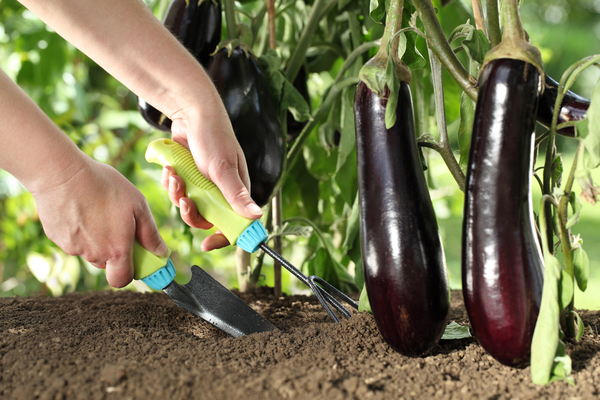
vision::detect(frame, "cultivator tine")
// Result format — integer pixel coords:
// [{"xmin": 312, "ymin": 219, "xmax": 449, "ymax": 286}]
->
[{"xmin": 258, "ymin": 242, "xmax": 357, "ymax": 323}]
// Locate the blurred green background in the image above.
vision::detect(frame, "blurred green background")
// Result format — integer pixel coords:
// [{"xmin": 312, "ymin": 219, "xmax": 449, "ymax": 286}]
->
[{"xmin": 0, "ymin": 0, "xmax": 599, "ymax": 310}]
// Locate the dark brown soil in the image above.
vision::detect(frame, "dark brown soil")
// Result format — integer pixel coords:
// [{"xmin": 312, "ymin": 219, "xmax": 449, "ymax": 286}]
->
[{"xmin": 1, "ymin": 288, "xmax": 600, "ymax": 400}]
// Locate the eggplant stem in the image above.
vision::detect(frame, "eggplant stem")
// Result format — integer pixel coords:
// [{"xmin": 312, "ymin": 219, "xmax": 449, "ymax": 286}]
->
[
  {"xmin": 223, "ymin": 0, "xmax": 239, "ymax": 40},
  {"xmin": 557, "ymin": 141, "xmax": 585, "ymax": 339},
  {"xmin": 411, "ymin": 0, "xmax": 477, "ymax": 101},
  {"xmin": 429, "ymin": 50, "xmax": 466, "ymax": 191},
  {"xmin": 486, "ymin": 0, "xmax": 501, "ymax": 47},
  {"xmin": 471, "ymin": 0, "xmax": 487, "ymax": 34}
]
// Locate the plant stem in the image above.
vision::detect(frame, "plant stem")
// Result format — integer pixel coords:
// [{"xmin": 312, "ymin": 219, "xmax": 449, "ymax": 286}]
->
[
  {"xmin": 557, "ymin": 142, "xmax": 584, "ymax": 339},
  {"xmin": 223, "ymin": 0, "xmax": 238, "ymax": 40},
  {"xmin": 486, "ymin": 0, "xmax": 501, "ymax": 47},
  {"xmin": 285, "ymin": 0, "xmax": 336, "ymax": 82},
  {"xmin": 471, "ymin": 0, "xmax": 486, "ymax": 34},
  {"xmin": 411, "ymin": 0, "xmax": 477, "ymax": 101},
  {"xmin": 501, "ymin": 0, "xmax": 526, "ymax": 42},
  {"xmin": 429, "ymin": 51, "xmax": 466, "ymax": 191}
]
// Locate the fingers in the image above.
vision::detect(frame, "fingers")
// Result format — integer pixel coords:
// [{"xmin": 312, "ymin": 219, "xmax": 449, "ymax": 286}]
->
[
  {"xmin": 210, "ymin": 159, "xmax": 263, "ymax": 220},
  {"xmin": 135, "ymin": 199, "xmax": 169, "ymax": 258},
  {"xmin": 179, "ymin": 197, "xmax": 214, "ymax": 230},
  {"xmin": 201, "ymin": 232, "xmax": 231, "ymax": 251}
]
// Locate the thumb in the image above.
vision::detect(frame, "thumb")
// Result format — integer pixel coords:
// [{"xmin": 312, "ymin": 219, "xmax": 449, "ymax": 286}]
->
[
  {"xmin": 212, "ymin": 166, "xmax": 263, "ymax": 220},
  {"xmin": 135, "ymin": 201, "xmax": 169, "ymax": 258}
]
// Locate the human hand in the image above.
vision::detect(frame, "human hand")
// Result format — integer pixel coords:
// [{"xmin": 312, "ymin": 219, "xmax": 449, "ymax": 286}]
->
[
  {"xmin": 160, "ymin": 105, "xmax": 263, "ymax": 251},
  {"xmin": 32, "ymin": 158, "xmax": 168, "ymax": 288}
]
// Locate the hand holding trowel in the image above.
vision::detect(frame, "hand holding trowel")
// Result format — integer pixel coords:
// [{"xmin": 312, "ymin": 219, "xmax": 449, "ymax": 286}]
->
[{"xmin": 134, "ymin": 139, "xmax": 358, "ymax": 337}]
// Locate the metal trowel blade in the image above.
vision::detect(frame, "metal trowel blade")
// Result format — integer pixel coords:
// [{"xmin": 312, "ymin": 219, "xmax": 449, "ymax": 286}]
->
[{"xmin": 163, "ymin": 265, "xmax": 276, "ymax": 337}]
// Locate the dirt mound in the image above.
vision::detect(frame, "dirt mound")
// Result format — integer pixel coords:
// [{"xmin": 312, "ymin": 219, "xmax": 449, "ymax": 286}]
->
[{"xmin": 1, "ymin": 289, "xmax": 600, "ymax": 399}]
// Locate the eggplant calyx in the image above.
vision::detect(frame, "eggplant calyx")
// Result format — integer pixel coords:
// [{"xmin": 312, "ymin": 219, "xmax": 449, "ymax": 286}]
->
[
  {"xmin": 480, "ymin": 0, "xmax": 544, "ymax": 80},
  {"xmin": 358, "ymin": 0, "xmax": 411, "ymax": 98},
  {"xmin": 210, "ymin": 39, "xmax": 253, "ymax": 58}
]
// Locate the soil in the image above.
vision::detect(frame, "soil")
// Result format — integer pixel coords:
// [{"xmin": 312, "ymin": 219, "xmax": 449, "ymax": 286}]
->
[{"xmin": 2, "ymin": 287, "xmax": 600, "ymax": 400}]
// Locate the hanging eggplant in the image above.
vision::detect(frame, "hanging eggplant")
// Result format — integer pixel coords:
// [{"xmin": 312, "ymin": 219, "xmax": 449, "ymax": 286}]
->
[
  {"xmin": 536, "ymin": 74, "xmax": 590, "ymax": 138},
  {"xmin": 206, "ymin": 44, "xmax": 286, "ymax": 207},
  {"xmin": 138, "ymin": 0, "xmax": 222, "ymax": 132},
  {"xmin": 355, "ymin": 0, "xmax": 449, "ymax": 357},
  {"xmin": 462, "ymin": 58, "xmax": 545, "ymax": 366}
]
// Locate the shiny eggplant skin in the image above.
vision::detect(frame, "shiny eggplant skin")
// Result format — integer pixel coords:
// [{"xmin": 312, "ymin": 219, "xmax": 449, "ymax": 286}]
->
[
  {"xmin": 207, "ymin": 46, "xmax": 286, "ymax": 207},
  {"xmin": 138, "ymin": 0, "xmax": 222, "ymax": 132},
  {"xmin": 355, "ymin": 80, "xmax": 449, "ymax": 357},
  {"xmin": 462, "ymin": 58, "xmax": 544, "ymax": 367},
  {"xmin": 537, "ymin": 74, "xmax": 590, "ymax": 137}
]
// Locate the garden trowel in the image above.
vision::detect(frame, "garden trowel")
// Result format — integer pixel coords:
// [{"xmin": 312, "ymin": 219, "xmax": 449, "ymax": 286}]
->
[
  {"xmin": 132, "ymin": 243, "xmax": 276, "ymax": 337},
  {"xmin": 142, "ymin": 138, "xmax": 358, "ymax": 324}
]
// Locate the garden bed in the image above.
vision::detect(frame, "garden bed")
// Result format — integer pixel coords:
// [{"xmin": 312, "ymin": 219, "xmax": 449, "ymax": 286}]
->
[{"xmin": 1, "ymin": 288, "xmax": 600, "ymax": 399}]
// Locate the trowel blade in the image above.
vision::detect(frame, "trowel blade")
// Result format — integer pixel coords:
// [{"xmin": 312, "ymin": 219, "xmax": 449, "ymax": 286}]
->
[{"xmin": 163, "ymin": 265, "xmax": 276, "ymax": 337}]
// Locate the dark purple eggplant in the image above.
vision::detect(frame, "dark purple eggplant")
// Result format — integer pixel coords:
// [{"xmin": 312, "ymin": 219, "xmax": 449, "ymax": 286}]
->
[
  {"xmin": 536, "ymin": 74, "xmax": 590, "ymax": 137},
  {"xmin": 462, "ymin": 58, "xmax": 544, "ymax": 367},
  {"xmin": 355, "ymin": 80, "xmax": 449, "ymax": 357},
  {"xmin": 138, "ymin": 0, "xmax": 222, "ymax": 132},
  {"xmin": 207, "ymin": 45, "xmax": 286, "ymax": 207}
]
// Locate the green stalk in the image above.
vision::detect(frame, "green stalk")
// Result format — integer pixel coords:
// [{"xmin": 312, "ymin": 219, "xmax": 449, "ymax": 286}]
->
[
  {"xmin": 486, "ymin": 0, "xmax": 501, "ymax": 47},
  {"xmin": 223, "ymin": 0, "xmax": 238, "ymax": 40},
  {"xmin": 429, "ymin": 51, "xmax": 466, "ymax": 191},
  {"xmin": 557, "ymin": 142, "xmax": 584, "ymax": 339},
  {"xmin": 285, "ymin": 0, "xmax": 336, "ymax": 82},
  {"xmin": 411, "ymin": 0, "xmax": 477, "ymax": 101}
]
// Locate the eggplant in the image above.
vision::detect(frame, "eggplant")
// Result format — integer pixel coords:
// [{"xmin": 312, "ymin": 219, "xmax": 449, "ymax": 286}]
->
[
  {"xmin": 355, "ymin": 80, "xmax": 450, "ymax": 357},
  {"xmin": 138, "ymin": 0, "xmax": 222, "ymax": 132},
  {"xmin": 462, "ymin": 58, "xmax": 544, "ymax": 367},
  {"xmin": 536, "ymin": 74, "xmax": 590, "ymax": 138},
  {"xmin": 207, "ymin": 46, "xmax": 286, "ymax": 207}
]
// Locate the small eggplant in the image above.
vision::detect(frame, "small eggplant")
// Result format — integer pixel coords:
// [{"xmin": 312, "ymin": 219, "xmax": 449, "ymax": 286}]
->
[
  {"xmin": 536, "ymin": 74, "xmax": 590, "ymax": 138},
  {"xmin": 355, "ymin": 80, "xmax": 449, "ymax": 357},
  {"xmin": 138, "ymin": 0, "xmax": 222, "ymax": 132},
  {"xmin": 462, "ymin": 58, "xmax": 544, "ymax": 367},
  {"xmin": 207, "ymin": 45, "xmax": 286, "ymax": 207}
]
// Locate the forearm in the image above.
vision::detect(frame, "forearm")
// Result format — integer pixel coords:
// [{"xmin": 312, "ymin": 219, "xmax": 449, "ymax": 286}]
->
[
  {"xmin": 0, "ymin": 69, "xmax": 87, "ymax": 193},
  {"xmin": 18, "ymin": 0, "xmax": 220, "ymax": 119}
]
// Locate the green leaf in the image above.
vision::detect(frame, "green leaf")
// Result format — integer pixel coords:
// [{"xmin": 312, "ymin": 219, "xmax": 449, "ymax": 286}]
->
[
  {"xmin": 457, "ymin": 92, "xmax": 475, "ymax": 173},
  {"xmin": 358, "ymin": 285, "xmax": 371, "ymax": 313},
  {"xmin": 385, "ymin": 48, "xmax": 400, "ymax": 129},
  {"xmin": 548, "ymin": 341, "xmax": 575, "ymax": 385},
  {"xmin": 572, "ymin": 310, "xmax": 585, "ymax": 342},
  {"xmin": 572, "ymin": 244, "xmax": 589, "ymax": 292},
  {"xmin": 400, "ymin": 6, "xmax": 426, "ymax": 70},
  {"xmin": 336, "ymin": 88, "xmax": 357, "ymax": 173},
  {"xmin": 369, "ymin": 0, "xmax": 386, "ymax": 24},
  {"xmin": 461, "ymin": 28, "xmax": 490, "ymax": 64},
  {"xmin": 531, "ymin": 254, "xmax": 562, "ymax": 385},
  {"xmin": 552, "ymin": 154, "xmax": 564, "ymax": 190},
  {"xmin": 559, "ymin": 269, "xmax": 574, "ymax": 312},
  {"xmin": 583, "ymin": 78, "xmax": 600, "ymax": 168},
  {"xmin": 566, "ymin": 191, "xmax": 582, "ymax": 229},
  {"xmin": 441, "ymin": 321, "xmax": 471, "ymax": 340},
  {"xmin": 282, "ymin": 78, "xmax": 311, "ymax": 123},
  {"xmin": 574, "ymin": 140, "xmax": 600, "ymax": 205}
]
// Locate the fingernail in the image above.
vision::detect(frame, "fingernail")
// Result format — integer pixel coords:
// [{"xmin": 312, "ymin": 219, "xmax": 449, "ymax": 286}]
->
[
  {"xmin": 180, "ymin": 199, "xmax": 189, "ymax": 215},
  {"xmin": 157, "ymin": 240, "xmax": 169, "ymax": 258},
  {"xmin": 169, "ymin": 176, "xmax": 179, "ymax": 192},
  {"xmin": 246, "ymin": 203, "xmax": 263, "ymax": 216}
]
